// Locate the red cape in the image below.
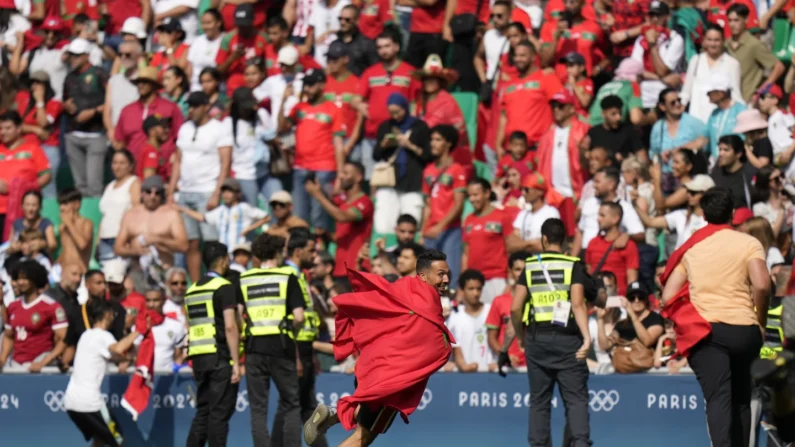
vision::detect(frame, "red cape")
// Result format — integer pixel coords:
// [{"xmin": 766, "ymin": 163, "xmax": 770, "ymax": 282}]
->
[
  {"xmin": 332, "ymin": 270, "xmax": 454, "ymax": 431},
  {"xmin": 660, "ymin": 224, "xmax": 730, "ymax": 357}
]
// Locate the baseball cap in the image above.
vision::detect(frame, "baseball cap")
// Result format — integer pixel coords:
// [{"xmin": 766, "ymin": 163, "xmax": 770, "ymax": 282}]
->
[
  {"xmin": 187, "ymin": 91, "xmax": 210, "ymax": 107},
  {"xmin": 235, "ymin": 4, "xmax": 255, "ymax": 27},
  {"xmin": 270, "ymin": 190, "xmax": 293, "ymax": 204},
  {"xmin": 303, "ymin": 69, "xmax": 327, "ymax": 86},
  {"xmin": 103, "ymin": 259, "xmax": 128, "ymax": 284},
  {"xmin": 757, "ymin": 84, "xmax": 784, "ymax": 100},
  {"xmin": 683, "ymin": 174, "xmax": 715, "ymax": 193},
  {"xmin": 121, "ymin": 17, "xmax": 148, "ymax": 39},
  {"xmin": 560, "ymin": 52, "xmax": 585, "ymax": 65},
  {"xmin": 232, "ymin": 242, "xmax": 252, "ymax": 254},
  {"xmin": 221, "ymin": 178, "xmax": 242, "ymax": 192},
  {"xmin": 626, "ymin": 281, "xmax": 649, "ymax": 299},
  {"xmin": 649, "ymin": 0, "xmax": 671, "ymax": 15},
  {"xmin": 521, "ymin": 173, "xmax": 548, "ymax": 192},
  {"xmin": 141, "ymin": 175, "xmax": 166, "ymax": 191},
  {"xmin": 156, "ymin": 17, "xmax": 184, "ymax": 35},
  {"xmin": 732, "ymin": 207, "xmax": 754, "ymax": 226},
  {"xmin": 708, "ymin": 72, "xmax": 731, "ymax": 93},
  {"xmin": 66, "ymin": 38, "xmax": 91, "ymax": 55},
  {"xmin": 550, "ymin": 90, "xmax": 575, "ymax": 105},
  {"xmin": 142, "ymin": 115, "xmax": 166, "ymax": 134},
  {"xmin": 326, "ymin": 40, "xmax": 349, "ymax": 59},
  {"xmin": 277, "ymin": 45, "xmax": 299, "ymax": 66},
  {"xmin": 41, "ymin": 16, "xmax": 65, "ymax": 32}
]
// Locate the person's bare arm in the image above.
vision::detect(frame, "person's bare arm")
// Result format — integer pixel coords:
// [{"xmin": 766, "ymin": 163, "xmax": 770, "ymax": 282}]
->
[
  {"xmin": 109, "ymin": 330, "xmax": 142, "ymax": 360},
  {"xmin": 334, "ymin": 135, "xmax": 345, "ymax": 179},
  {"xmin": 571, "ymin": 284, "xmax": 591, "ymax": 359},
  {"xmin": 30, "ymin": 327, "xmax": 68, "ymax": 372},
  {"xmin": 453, "ymin": 346, "xmax": 477, "ymax": 372},
  {"xmin": 283, "ymin": 0, "xmax": 297, "ymax": 27},
  {"xmin": 292, "ymin": 307, "xmax": 305, "ymax": 327},
  {"xmin": 9, "ymin": 39, "xmax": 27, "ymax": 76},
  {"xmin": 223, "ymin": 308, "xmax": 240, "ymax": 377},
  {"xmin": 140, "ymin": 0, "xmax": 153, "ymax": 26},
  {"xmin": 764, "ymin": 61, "xmax": 786, "ymax": 90},
  {"xmin": 474, "ymin": 40, "xmax": 487, "ymax": 83},
  {"xmin": 749, "ymin": 257, "xmax": 772, "ymax": 328},
  {"xmin": 129, "ymin": 179, "xmax": 141, "ymax": 206},
  {"xmin": 596, "ymin": 313, "xmax": 615, "ymax": 351},
  {"xmin": 661, "ymin": 267, "xmax": 686, "ymax": 307},
  {"xmin": 306, "ymin": 183, "xmax": 360, "ymax": 222},
  {"xmin": 175, "ymin": 205, "xmax": 206, "ymax": 222},
  {"xmin": 167, "ymin": 150, "xmax": 181, "ymax": 201},
  {"xmin": 114, "ymin": 214, "xmax": 146, "ymax": 257},
  {"xmin": 155, "ymin": 5, "xmax": 192, "ymax": 20},
  {"xmin": 44, "ymin": 225, "xmax": 57, "ymax": 253},
  {"xmin": 461, "ymin": 243, "xmax": 469, "ymax": 271},
  {"xmin": 62, "ymin": 217, "xmax": 93, "ymax": 251},
  {"xmin": 510, "ymin": 285, "xmax": 528, "ymax": 350},
  {"xmin": 626, "ymin": 268, "xmax": 638, "ymax": 284},
  {"xmin": 487, "ymin": 328, "xmax": 502, "ymax": 353},
  {"xmin": 37, "ymin": 171, "xmax": 52, "ymax": 189},
  {"xmin": 506, "ymin": 229, "xmax": 542, "ymax": 253},
  {"xmin": 786, "ymin": 61, "xmax": 795, "ymax": 95},
  {"xmin": 495, "ymin": 111, "xmax": 507, "ymax": 159},
  {"xmin": 0, "ymin": 329, "xmax": 15, "ymax": 370},
  {"xmin": 635, "ymin": 197, "xmax": 668, "ymax": 229},
  {"xmin": 103, "ymin": 81, "xmax": 115, "ymax": 144},
  {"xmin": 570, "ymin": 229, "xmax": 583, "ymax": 257},
  {"xmin": 572, "ymin": 83, "xmax": 593, "ymax": 110}
]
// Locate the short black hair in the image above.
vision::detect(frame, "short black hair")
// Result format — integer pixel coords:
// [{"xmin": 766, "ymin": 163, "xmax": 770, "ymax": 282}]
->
[
  {"xmin": 601, "ymin": 201, "xmax": 624, "ymax": 222},
  {"xmin": 516, "ymin": 40, "xmax": 536, "ymax": 53},
  {"xmin": 493, "ymin": 0, "xmax": 512, "ymax": 8},
  {"xmin": 88, "ymin": 299, "xmax": 112, "ymax": 326},
  {"xmin": 22, "ymin": 189, "xmax": 42, "ymax": 206},
  {"xmin": 203, "ymin": 241, "xmax": 229, "ymax": 268},
  {"xmin": 597, "ymin": 271, "xmax": 617, "ymax": 284},
  {"xmin": 113, "ymin": 149, "xmax": 136, "ymax": 168},
  {"xmin": 600, "ymin": 95, "xmax": 624, "ymax": 111},
  {"xmin": 727, "ymin": 3, "xmax": 750, "ymax": 17},
  {"xmin": 0, "ymin": 111, "xmax": 22, "ymax": 126},
  {"xmin": 287, "ymin": 227, "xmax": 313, "ymax": 256},
  {"xmin": 701, "ymin": 187, "xmax": 734, "ymax": 224},
  {"xmin": 376, "ymin": 28, "xmax": 401, "ymax": 47},
  {"xmin": 509, "ymin": 251, "xmax": 530, "ymax": 268},
  {"xmin": 396, "ymin": 214, "xmax": 418, "ymax": 227},
  {"xmin": 346, "ymin": 161, "xmax": 366, "ymax": 179},
  {"xmin": 267, "ymin": 15, "xmax": 289, "ymax": 30},
  {"xmin": 541, "ymin": 219, "xmax": 566, "ymax": 245},
  {"xmin": 430, "ymin": 124, "xmax": 459, "ymax": 149},
  {"xmin": 657, "ymin": 88, "xmax": 679, "ymax": 106},
  {"xmin": 719, "ymin": 134, "xmax": 745, "ymax": 156},
  {"xmin": 73, "ymin": 13, "xmax": 90, "ymax": 25},
  {"xmin": 18, "ymin": 260, "xmax": 50, "ymax": 289},
  {"xmin": 467, "ymin": 177, "xmax": 491, "ymax": 193},
  {"xmin": 398, "ymin": 241, "xmax": 424, "ymax": 259},
  {"xmin": 458, "ymin": 269, "xmax": 485, "ymax": 289},
  {"xmin": 598, "ymin": 166, "xmax": 621, "ymax": 186},
  {"xmin": 58, "ymin": 188, "xmax": 82, "ymax": 205},
  {"xmin": 509, "ymin": 131, "xmax": 528, "ymax": 145},
  {"xmin": 85, "ymin": 269, "xmax": 104, "ymax": 281},
  {"xmin": 252, "ymin": 233, "xmax": 286, "ymax": 261},
  {"xmin": 416, "ymin": 249, "xmax": 447, "ymax": 273},
  {"xmin": 706, "ymin": 23, "xmax": 725, "ymax": 36},
  {"xmin": 342, "ymin": 4, "xmax": 360, "ymax": 16}
]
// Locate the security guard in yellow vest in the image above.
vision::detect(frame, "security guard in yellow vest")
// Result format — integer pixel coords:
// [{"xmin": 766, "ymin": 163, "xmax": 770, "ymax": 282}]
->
[
  {"xmin": 510, "ymin": 219, "xmax": 593, "ymax": 447},
  {"xmin": 761, "ymin": 300, "xmax": 784, "ymax": 359},
  {"xmin": 241, "ymin": 233, "xmax": 306, "ymax": 447},
  {"xmin": 283, "ymin": 227, "xmax": 326, "ymax": 447},
  {"xmin": 186, "ymin": 242, "xmax": 241, "ymax": 447}
]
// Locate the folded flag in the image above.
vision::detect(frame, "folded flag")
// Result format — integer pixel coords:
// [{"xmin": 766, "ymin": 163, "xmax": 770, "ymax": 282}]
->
[{"xmin": 121, "ymin": 309, "xmax": 165, "ymax": 420}]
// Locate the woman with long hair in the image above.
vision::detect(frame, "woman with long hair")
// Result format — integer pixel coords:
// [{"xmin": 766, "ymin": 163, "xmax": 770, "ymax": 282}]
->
[
  {"xmin": 20, "ymin": 72, "xmax": 62, "ymax": 199},
  {"xmin": 7, "ymin": 190, "xmax": 57, "ymax": 256},
  {"xmin": 650, "ymin": 148, "xmax": 707, "ymax": 212},
  {"xmin": 244, "ymin": 57, "xmax": 267, "ymax": 90},
  {"xmin": 187, "ymin": 9, "xmax": 224, "ymax": 92},
  {"xmin": 162, "ymin": 66, "xmax": 190, "ymax": 116},
  {"xmin": 744, "ymin": 217, "xmax": 786, "ymax": 274},
  {"xmin": 0, "ymin": 66, "xmax": 28, "ymax": 114},
  {"xmin": 200, "ymin": 67, "xmax": 228, "ymax": 120},
  {"xmin": 98, "ymin": 150, "xmax": 140, "ymax": 263},
  {"xmin": 752, "ymin": 165, "xmax": 789, "ymax": 236}
]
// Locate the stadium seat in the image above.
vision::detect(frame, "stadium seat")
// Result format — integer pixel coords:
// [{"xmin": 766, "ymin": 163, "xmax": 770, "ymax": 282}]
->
[
  {"xmin": 41, "ymin": 197, "xmax": 103, "ymax": 269},
  {"xmin": 773, "ymin": 18, "xmax": 795, "ymax": 61},
  {"xmin": 452, "ymin": 92, "xmax": 478, "ymax": 149}
]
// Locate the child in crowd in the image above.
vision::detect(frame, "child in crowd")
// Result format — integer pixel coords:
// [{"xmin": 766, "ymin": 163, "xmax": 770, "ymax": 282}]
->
[
  {"xmin": 562, "ymin": 52, "xmax": 594, "ymax": 121},
  {"xmin": 53, "ymin": 189, "xmax": 94, "ymax": 284},
  {"xmin": 444, "ymin": 269, "xmax": 495, "ymax": 373},
  {"xmin": 18, "ymin": 229, "xmax": 52, "ymax": 273},
  {"xmin": 654, "ymin": 319, "xmax": 688, "ymax": 373},
  {"xmin": 138, "ymin": 116, "xmax": 170, "ymax": 180},
  {"xmin": 230, "ymin": 242, "xmax": 252, "ymax": 273},
  {"xmin": 174, "ymin": 178, "xmax": 270, "ymax": 250}
]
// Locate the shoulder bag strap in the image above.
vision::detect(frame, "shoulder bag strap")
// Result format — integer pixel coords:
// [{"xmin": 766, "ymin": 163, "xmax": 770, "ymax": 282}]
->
[
  {"xmin": 592, "ymin": 241, "xmax": 616, "ymax": 275},
  {"xmin": 81, "ymin": 303, "xmax": 90, "ymax": 329}
]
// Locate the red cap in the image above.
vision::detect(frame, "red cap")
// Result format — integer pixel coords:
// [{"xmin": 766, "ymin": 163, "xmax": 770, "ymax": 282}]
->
[
  {"xmin": 41, "ymin": 16, "xmax": 65, "ymax": 32},
  {"xmin": 732, "ymin": 207, "xmax": 754, "ymax": 226},
  {"xmin": 521, "ymin": 173, "xmax": 548, "ymax": 192},
  {"xmin": 550, "ymin": 90, "xmax": 575, "ymax": 105},
  {"xmin": 757, "ymin": 84, "xmax": 784, "ymax": 100}
]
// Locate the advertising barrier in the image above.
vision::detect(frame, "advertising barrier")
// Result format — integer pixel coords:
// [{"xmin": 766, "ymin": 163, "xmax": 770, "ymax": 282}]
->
[{"xmin": 0, "ymin": 373, "xmax": 728, "ymax": 446}]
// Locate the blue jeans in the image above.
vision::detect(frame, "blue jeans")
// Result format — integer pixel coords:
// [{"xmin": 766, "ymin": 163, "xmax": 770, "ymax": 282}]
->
[
  {"xmin": 396, "ymin": 9, "xmax": 412, "ymax": 50},
  {"xmin": 351, "ymin": 138, "xmax": 376, "ymax": 180},
  {"xmin": 97, "ymin": 238, "xmax": 116, "ymax": 262},
  {"xmin": 42, "ymin": 144, "xmax": 60, "ymax": 199},
  {"xmin": 177, "ymin": 191, "xmax": 219, "ymax": 241},
  {"xmin": 424, "ymin": 227, "xmax": 462, "ymax": 289},
  {"xmin": 256, "ymin": 174, "xmax": 284, "ymax": 214},
  {"xmin": 238, "ymin": 179, "xmax": 259, "ymax": 207},
  {"xmin": 292, "ymin": 169, "xmax": 336, "ymax": 230}
]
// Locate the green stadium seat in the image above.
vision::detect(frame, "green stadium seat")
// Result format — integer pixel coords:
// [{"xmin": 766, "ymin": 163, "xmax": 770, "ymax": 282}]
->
[
  {"xmin": 41, "ymin": 197, "xmax": 103, "ymax": 268},
  {"xmin": 452, "ymin": 92, "xmax": 478, "ymax": 149},
  {"xmin": 774, "ymin": 18, "xmax": 794, "ymax": 61}
]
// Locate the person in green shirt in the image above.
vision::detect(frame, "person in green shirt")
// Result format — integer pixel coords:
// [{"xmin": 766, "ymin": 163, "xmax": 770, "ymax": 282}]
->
[{"xmin": 589, "ymin": 58, "xmax": 645, "ymax": 127}]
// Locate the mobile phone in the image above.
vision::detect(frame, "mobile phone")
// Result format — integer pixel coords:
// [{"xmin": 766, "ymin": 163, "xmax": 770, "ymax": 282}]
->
[
  {"xmin": 384, "ymin": 133, "xmax": 397, "ymax": 141},
  {"xmin": 606, "ymin": 296, "xmax": 623, "ymax": 308},
  {"xmin": 306, "ymin": 172, "xmax": 316, "ymax": 183}
]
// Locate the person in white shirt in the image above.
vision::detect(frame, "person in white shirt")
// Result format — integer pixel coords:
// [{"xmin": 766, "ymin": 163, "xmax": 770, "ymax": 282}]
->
[
  {"xmin": 175, "ymin": 178, "xmax": 270, "ymax": 251},
  {"xmin": 507, "ymin": 173, "xmax": 560, "ymax": 253},
  {"xmin": 163, "ymin": 267, "xmax": 188, "ymax": 324},
  {"xmin": 573, "ymin": 167, "xmax": 645, "ymax": 257},
  {"xmin": 756, "ymin": 84, "xmax": 795, "ymax": 157},
  {"xmin": 167, "ymin": 91, "xmax": 233, "ymax": 282},
  {"xmin": 63, "ymin": 299, "xmax": 141, "ymax": 447},
  {"xmin": 253, "ymin": 46, "xmax": 304, "ymax": 131},
  {"xmin": 141, "ymin": 288, "xmax": 186, "ymax": 372},
  {"xmin": 187, "ymin": 9, "xmax": 224, "ymax": 91},
  {"xmin": 8, "ymin": 16, "xmax": 68, "ymax": 98},
  {"xmin": 474, "ymin": 0, "xmax": 510, "ymax": 84},
  {"xmin": 444, "ymin": 270, "xmax": 496, "ymax": 373},
  {"xmin": 636, "ymin": 174, "xmax": 713, "ymax": 250},
  {"xmin": 305, "ymin": 0, "xmax": 350, "ymax": 66}
]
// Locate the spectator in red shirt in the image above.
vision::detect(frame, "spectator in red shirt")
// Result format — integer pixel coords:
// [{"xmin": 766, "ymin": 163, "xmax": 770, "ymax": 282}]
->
[
  {"xmin": 405, "ymin": 0, "xmax": 454, "ymax": 71},
  {"xmin": 487, "ymin": 251, "xmax": 529, "ymax": 370},
  {"xmin": 463, "ymin": 177, "xmax": 512, "ymax": 303},
  {"xmin": 324, "ymin": 41, "xmax": 363, "ymax": 155},
  {"xmin": 262, "ymin": 16, "xmax": 320, "ymax": 77},
  {"xmin": 138, "ymin": 115, "xmax": 170, "ymax": 180},
  {"xmin": 20, "ymin": 71, "xmax": 62, "ymax": 200},
  {"xmin": 560, "ymin": 52, "xmax": 594, "ymax": 121},
  {"xmin": 585, "ymin": 202, "xmax": 639, "ymax": 295},
  {"xmin": 354, "ymin": 28, "xmax": 418, "ymax": 179},
  {"xmin": 422, "ymin": 124, "xmax": 467, "ymax": 286},
  {"xmin": 150, "ymin": 19, "xmax": 190, "ymax": 74},
  {"xmin": 496, "ymin": 41, "xmax": 564, "ymax": 154},
  {"xmin": 608, "ymin": 0, "xmax": 651, "ymax": 58},
  {"xmin": 104, "ymin": 1, "xmax": 151, "ymax": 43},
  {"xmin": 494, "ymin": 131, "xmax": 536, "ymax": 182},
  {"xmin": 305, "ymin": 161, "xmax": 374, "ymax": 279},
  {"xmin": 359, "ymin": 0, "xmax": 395, "ymax": 40},
  {"xmin": 216, "ymin": 5, "xmax": 269, "ymax": 93},
  {"xmin": 540, "ymin": 0, "xmax": 606, "ymax": 83},
  {"xmin": 278, "ymin": 69, "xmax": 346, "ymax": 234},
  {"xmin": 0, "ymin": 260, "xmax": 68, "ymax": 372}
]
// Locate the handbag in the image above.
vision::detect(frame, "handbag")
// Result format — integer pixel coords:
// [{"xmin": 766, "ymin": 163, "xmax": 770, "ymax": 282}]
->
[
  {"xmin": 370, "ymin": 130, "xmax": 410, "ymax": 188},
  {"xmin": 269, "ymin": 144, "xmax": 293, "ymax": 176},
  {"xmin": 611, "ymin": 339, "xmax": 655, "ymax": 373},
  {"xmin": 450, "ymin": 0, "xmax": 485, "ymax": 38}
]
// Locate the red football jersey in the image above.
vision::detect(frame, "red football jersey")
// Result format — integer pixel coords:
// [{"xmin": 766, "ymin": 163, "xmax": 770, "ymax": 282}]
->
[{"xmin": 5, "ymin": 295, "xmax": 68, "ymax": 363}]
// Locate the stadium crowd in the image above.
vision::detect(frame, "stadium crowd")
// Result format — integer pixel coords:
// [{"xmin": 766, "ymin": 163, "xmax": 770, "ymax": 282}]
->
[{"xmin": 0, "ymin": 0, "xmax": 791, "ymax": 377}]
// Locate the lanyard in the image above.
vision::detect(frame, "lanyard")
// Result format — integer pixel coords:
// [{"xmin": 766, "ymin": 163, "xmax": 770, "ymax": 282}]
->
[
  {"xmin": 206, "ymin": 272, "xmax": 221, "ymax": 278},
  {"xmin": 285, "ymin": 260, "xmax": 301, "ymax": 275},
  {"xmin": 536, "ymin": 255, "xmax": 557, "ymax": 291}
]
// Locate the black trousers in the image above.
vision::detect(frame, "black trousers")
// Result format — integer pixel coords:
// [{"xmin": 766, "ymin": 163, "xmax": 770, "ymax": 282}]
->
[
  {"xmin": 406, "ymin": 33, "xmax": 449, "ymax": 70},
  {"xmin": 272, "ymin": 355, "xmax": 327, "ymax": 447},
  {"xmin": 247, "ymin": 352, "xmax": 302, "ymax": 447},
  {"xmin": 450, "ymin": 34, "xmax": 480, "ymax": 93},
  {"xmin": 525, "ymin": 329, "xmax": 591, "ymax": 447},
  {"xmin": 689, "ymin": 323, "xmax": 763, "ymax": 447},
  {"xmin": 186, "ymin": 355, "xmax": 239, "ymax": 447}
]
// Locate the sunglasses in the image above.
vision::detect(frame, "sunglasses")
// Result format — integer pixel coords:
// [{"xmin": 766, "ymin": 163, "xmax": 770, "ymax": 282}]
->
[
  {"xmin": 686, "ymin": 189, "xmax": 700, "ymax": 195},
  {"xmin": 771, "ymin": 176, "xmax": 782, "ymax": 184},
  {"xmin": 667, "ymin": 98, "xmax": 681, "ymax": 106},
  {"xmin": 338, "ymin": 16, "xmax": 353, "ymax": 22},
  {"xmin": 120, "ymin": 52, "xmax": 134, "ymax": 59},
  {"xmin": 171, "ymin": 281, "xmax": 187, "ymax": 286},
  {"xmin": 628, "ymin": 295, "xmax": 647, "ymax": 302},
  {"xmin": 270, "ymin": 201, "xmax": 287, "ymax": 208},
  {"xmin": 490, "ymin": 13, "xmax": 504, "ymax": 19},
  {"xmin": 143, "ymin": 188, "xmax": 162, "ymax": 195}
]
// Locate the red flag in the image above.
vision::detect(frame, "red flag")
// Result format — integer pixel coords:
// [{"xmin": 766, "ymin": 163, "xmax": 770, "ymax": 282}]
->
[
  {"xmin": 660, "ymin": 224, "xmax": 730, "ymax": 357},
  {"xmin": 332, "ymin": 270, "xmax": 454, "ymax": 431},
  {"xmin": 121, "ymin": 309, "xmax": 165, "ymax": 420}
]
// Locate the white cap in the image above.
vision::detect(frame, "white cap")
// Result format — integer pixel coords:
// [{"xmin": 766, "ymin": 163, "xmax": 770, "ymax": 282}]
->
[
  {"xmin": 277, "ymin": 46, "xmax": 299, "ymax": 66},
  {"xmin": 66, "ymin": 38, "xmax": 91, "ymax": 55},
  {"xmin": 121, "ymin": 17, "xmax": 147, "ymax": 39},
  {"xmin": 684, "ymin": 174, "xmax": 716, "ymax": 193},
  {"xmin": 708, "ymin": 72, "xmax": 731, "ymax": 93},
  {"xmin": 102, "ymin": 259, "xmax": 128, "ymax": 284}
]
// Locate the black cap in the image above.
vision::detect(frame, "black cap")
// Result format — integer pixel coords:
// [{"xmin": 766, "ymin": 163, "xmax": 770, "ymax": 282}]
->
[
  {"xmin": 560, "ymin": 52, "xmax": 586, "ymax": 65},
  {"xmin": 187, "ymin": 91, "xmax": 210, "ymax": 107},
  {"xmin": 235, "ymin": 4, "xmax": 255, "ymax": 27},
  {"xmin": 326, "ymin": 40, "xmax": 348, "ymax": 59},
  {"xmin": 303, "ymin": 69, "xmax": 327, "ymax": 86},
  {"xmin": 649, "ymin": 0, "xmax": 671, "ymax": 15},
  {"xmin": 626, "ymin": 281, "xmax": 649, "ymax": 299},
  {"xmin": 142, "ymin": 115, "xmax": 166, "ymax": 134},
  {"xmin": 232, "ymin": 87, "xmax": 257, "ymax": 110},
  {"xmin": 156, "ymin": 17, "xmax": 185, "ymax": 38}
]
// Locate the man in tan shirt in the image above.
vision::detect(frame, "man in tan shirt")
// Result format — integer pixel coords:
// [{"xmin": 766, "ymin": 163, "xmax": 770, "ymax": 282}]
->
[{"xmin": 662, "ymin": 187, "xmax": 770, "ymax": 447}]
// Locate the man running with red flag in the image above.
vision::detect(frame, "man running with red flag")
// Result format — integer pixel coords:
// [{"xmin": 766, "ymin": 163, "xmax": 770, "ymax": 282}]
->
[{"xmin": 303, "ymin": 249, "xmax": 454, "ymax": 446}]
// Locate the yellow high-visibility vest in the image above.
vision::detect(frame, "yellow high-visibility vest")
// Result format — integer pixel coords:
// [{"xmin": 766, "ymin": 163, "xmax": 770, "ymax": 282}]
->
[
  {"xmin": 185, "ymin": 276, "xmax": 231, "ymax": 357},
  {"xmin": 522, "ymin": 253, "xmax": 578, "ymax": 325}
]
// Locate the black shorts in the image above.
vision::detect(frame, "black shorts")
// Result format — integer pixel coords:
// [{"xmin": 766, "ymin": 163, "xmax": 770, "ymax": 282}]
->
[
  {"xmin": 354, "ymin": 378, "xmax": 398, "ymax": 435},
  {"xmin": 67, "ymin": 406, "xmax": 123, "ymax": 446}
]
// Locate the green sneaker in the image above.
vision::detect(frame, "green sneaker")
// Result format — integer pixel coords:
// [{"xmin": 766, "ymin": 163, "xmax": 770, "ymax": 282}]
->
[{"xmin": 304, "ymin": 404, "xmax": 332, "ymax": 446}]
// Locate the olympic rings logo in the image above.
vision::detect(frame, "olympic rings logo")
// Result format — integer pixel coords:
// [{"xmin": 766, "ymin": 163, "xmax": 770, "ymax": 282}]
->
[
  {"xmin": 417, "ymin": 389, "xmax": 433, "ymax": 411},
  {"xmin": 236, "ymin": 390, "xmax": 249, "ymax": 412},
  {"xmin": 43, "ymin": 390, "xmax": 66, "ymax": 412},
  {"xmin": 588, "ymin": 390, "xmax": 620, "ymax": 412}
]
